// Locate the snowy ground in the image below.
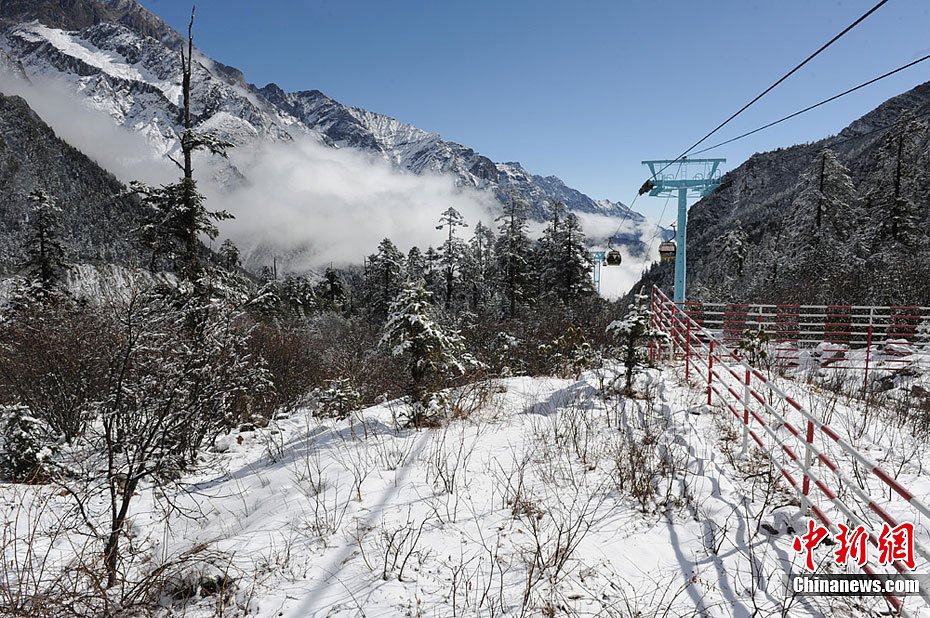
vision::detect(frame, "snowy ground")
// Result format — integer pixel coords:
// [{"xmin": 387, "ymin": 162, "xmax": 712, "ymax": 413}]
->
[{"xmin": 4, "ymin": 364, "xmax": 929, "ymax": 617}]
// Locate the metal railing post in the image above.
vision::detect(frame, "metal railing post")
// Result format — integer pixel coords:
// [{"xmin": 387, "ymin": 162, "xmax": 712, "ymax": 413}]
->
[
  {"xmin": 741, "ymin": 367, "xmax": 750, "ymax": 459},
  {"xmin": 802, "ymin": 419, "xmax": 815, "ymax": 516},
  {"xmin": 650, "ymin": 288, "xmax": 657, "ymax": 363},
  {"xmin": 707, "ymin": 340, "xmax": 714, "ymax": 406},
  {"xmin": 682, "ymin": 309, "xmax": 691, "ymax": 382},
  {"xmin": 863, "ymin": 307, "xmax": 874, "ymax": 394}
]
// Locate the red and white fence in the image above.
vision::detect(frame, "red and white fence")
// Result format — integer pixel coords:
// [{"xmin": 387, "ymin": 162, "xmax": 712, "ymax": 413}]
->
[
  {"xmin": 651, "ymin": 285, "xmax": 930, "ymax": 614},
  {"xmin": 677, "ymin": 299, "xmax": 930, "ymax": 387}
]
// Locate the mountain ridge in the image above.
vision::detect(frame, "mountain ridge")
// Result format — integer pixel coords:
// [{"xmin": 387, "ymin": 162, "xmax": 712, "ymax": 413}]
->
[{"xmin": 0, "ymin": 0, "xmax": 641, "ymax": 226}]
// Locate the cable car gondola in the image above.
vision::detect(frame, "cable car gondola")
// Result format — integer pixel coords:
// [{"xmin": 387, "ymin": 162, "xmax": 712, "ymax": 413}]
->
[
  {"xmin": 604, "ymin": 248, "xmax": 622, "ymax": 266},
  {"xmin": 658, "ymin": 240, "xmax": 676, "ymax": 262}
]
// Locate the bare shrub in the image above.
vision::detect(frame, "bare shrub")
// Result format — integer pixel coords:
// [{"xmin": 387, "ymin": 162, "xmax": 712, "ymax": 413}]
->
[
  {"xmin": 0, "ymin": 302, "xmax": 113, "ymax": 443},
  {"xmin": 518, "ymin": 481, "xmax": 608, "ymax": 615}
]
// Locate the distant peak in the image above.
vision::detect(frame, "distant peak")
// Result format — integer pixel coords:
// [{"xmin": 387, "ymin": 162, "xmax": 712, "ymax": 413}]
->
[{"xmin": 0, "ymin": 0, "xmax": 180, "ymax": 46}]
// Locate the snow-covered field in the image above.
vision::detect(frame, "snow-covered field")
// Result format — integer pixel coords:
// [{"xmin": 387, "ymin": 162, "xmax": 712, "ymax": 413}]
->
[{"xmin": 7, "ymin": 360, "xmax": 929, "ymax": 617}]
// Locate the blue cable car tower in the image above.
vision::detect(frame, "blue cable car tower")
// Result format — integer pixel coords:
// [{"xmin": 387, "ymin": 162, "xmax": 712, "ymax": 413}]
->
[{"xmin": 641, "ymin": 157, "xmax": 725, "ymax": 303}]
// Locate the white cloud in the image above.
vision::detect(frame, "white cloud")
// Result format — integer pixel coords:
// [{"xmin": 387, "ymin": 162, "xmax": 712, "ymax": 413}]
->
[
  {"xmin": 210, "ymin": 139, "xmax": 500, "ymax": 271},
  {"xmin": 0, "ymin": 70, "xmax": 500, "ymax": 272},
  {"xmin": 0, "ymin": 72, "xmax": 176, "ymax": 185}
]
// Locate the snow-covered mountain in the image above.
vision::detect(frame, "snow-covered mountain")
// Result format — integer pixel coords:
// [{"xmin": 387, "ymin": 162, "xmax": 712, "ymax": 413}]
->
[{"xmin": 0, "ymin": 0, "xmax": 641, "ymax": 225}]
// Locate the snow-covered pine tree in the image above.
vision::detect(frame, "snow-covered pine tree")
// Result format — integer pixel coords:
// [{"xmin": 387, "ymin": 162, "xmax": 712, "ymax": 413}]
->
[
  {"xmin": 316, "ymin": 267, "xmax": 346, "ymax": 312},
  {"xmin": 364, "ymin": 238, "xmax": 406, "ymax": 322},
  {"xmin": 0, "ymin": 404, "xmax": 55, "ymax": 483},
  {"xmin": 607, "ymin": 290, "xmax": 668, "ymax": 395},
  {"xmin": 131, "ymin": 8, "xmax": 233, "ymax": 280},
  {"xmin": 534, "ymin": 200, "xmax": 566, "ymax": 298},
  {"xmin": 423, "ymin": 246, "xmax": 442, "ymax": 298},
  {"xmin": 556, "ymin": 211, "xmax": 596, "ymax": 301},
  {"xmin": 218, "ymin": 238, "xmax": 241, "ymax": 270},
  {"xmin": 315, "ymin": 378, "xmax": 361, "ymax": 419},
  {"xmin": 436, "ymin": 206, "xmax": 469, "ymax": 310},
  {"xmin": 379, "ymin": 283, "xmax": 475, "ymax": 425},
  {"xmin": 406, "ymin": 246, "xmax": 426, "ymax": 283},
  {"xmin": 21, "ymin": 189, "xmax": 67, "ymax": 302},
  {"xmin": 460, "ymin": 221, "xmax": 496, "ymax": 312},
  {"xmin": 862, "ymin": 112, "xmax": 929, "ymax": 303},
  {"xmin": 866, "ymin": 113, "xmax": 927, "ymax": 250},
  {"xmin": 494, "ymin": 193, "xmax": 532, "ymax": 317},
  {"xmin": 537, "ymin": 202, "xmax": 595, "ymax": 302}
]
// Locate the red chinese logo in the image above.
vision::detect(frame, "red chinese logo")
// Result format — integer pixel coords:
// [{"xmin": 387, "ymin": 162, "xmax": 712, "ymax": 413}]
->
[
  {"xmin": 878, "ymin": 522, "xmax": 915, "ymax": 570},
  {"xmin": 834, "ymin": 523, "xmax": 869, "ymax": 567},
  {"xmin": 791, "ymin": 519, "xmax": 916, "ymax": 572},
  {"xmin": 792, "ymin": 520, "xmax": 829, "ymax": 571}
]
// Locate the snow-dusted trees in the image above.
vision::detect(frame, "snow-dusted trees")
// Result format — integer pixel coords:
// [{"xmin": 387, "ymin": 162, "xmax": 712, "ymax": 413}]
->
[
  {"xmin": 861, "ymin": 112, "xmax": 930, "ymax": 303},
  {"xmin": 380, "ymin": 283, "xmax": 475, "ymax": 425},
  {"xmin": 218, "ymin": 238, "xmax": 240, "ymax": 270},
  {"xmin": 22, "ymin": 189, "xmax": 67, "ymax": 300},
  {"xmin": 133, "ymin": 8, "xmax": 233, "ymax": 279},
  {"xmin": 555, "ymin": 211, "xmax": 596, "ymax": 301},
  {"xmin": 460, "ymin": 220, "xmax": 496, "ymax": 312},
  {"xmin": 365, "ymin": 238, "xmax": 406, "ymax": 322},
  {"xmin": 88, "ymin": 289, "xmax": 267, "ymax": 587},
  {"xmin": 0, "ymin": 404, "xmax": 54, "ymax": 483},
  {"xmin": 436, "ymin": 206, "xmax": 469, "ymax": 309},
  {"xmin": 406, "ymin": 246, "xmax": 426, "ymax": 283},
  {"xmin": 316, "ymin": 267, "xmax": 346, "ymax": 312},
  {"xmin": 784, "ymin": 149, "xmax": 861, "ymax": 301},
  {"xmin": 537, "ymin": 202, "xmax": 595, "ymax": 302},
  {"xmin": 495, "ymin": 194, "xmax": 533, "ymax": 317},
  {"xmin": 866, "ymin": 113, "xmax": 927, "ymax": 250},
  {"xmin": 607, "ymin": 290, "xmax": 666, "ymax": 395},
  {"xmin": 0, "ymin": 285, "xmax": 269, "ymax": 587}
]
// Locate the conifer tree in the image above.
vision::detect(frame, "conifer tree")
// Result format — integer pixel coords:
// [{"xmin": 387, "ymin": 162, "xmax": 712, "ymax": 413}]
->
[
  {"xmin": 423, "ymin": 246, "xmax": 442, "ymax": 298},
  {"xmin": 494, "ymin": 194, "xmax": 532, "ymax": 317},
  {"xmin": 316, "ymin": 267, "xmax": 346, "ymax": 311},
  {"xmin": 785, "ymin": 149, "xmax": 861, "ymax": 301},
  {"xmin": 861, "ymin": 113, "xmax": 929, "ymax": 302},
  {"xmin": 406, "ymin": 246, "xmax": 426, "ymax": 282},
  {"xmin": 380, "ymin": 283, "xmax": 474, "ymax": 424},
  {"xmin": 865, "ymin": 113, "xmax": 927, "ymax": 250},
  {"xmin": 535, "ymin": 200, "xmax": 566, "ymax": 297},
  {"xmin": 364, "ymin": 238, "xmax": 406, "ymax": 321},
  {"xmin": 436, "ymin": 206, "xmax": 469, "ymax": 310},
  {"xmin": 537, "ymin": 202, "xmax": 594, "ymax": 302},
  {"xmin": 218, "ymin": 238, "xmax": 240, "ymax": 271},
  {"xmin": 556, "ymin": 211, "xmax": 596, "ymax": 301},
  {"xmin": 23, "ymin": 189, "xmax": 67, "ymax": 298},
  {"xmin": 607, "ymin": 290, "xmax": 667, "ymax": 395},
  {"xmin": 131, "ymin": 7, "xmax": 232, "ymax": 280},
  {"xmin": 461, "ymin": 221, "xmax": 496, "ymax": 312}
]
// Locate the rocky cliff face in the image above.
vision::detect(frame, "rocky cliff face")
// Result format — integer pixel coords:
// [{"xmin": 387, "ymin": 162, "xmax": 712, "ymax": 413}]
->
[{"xmin": 638, "ymin": 80, "xmax": 930, "ymax": 305}]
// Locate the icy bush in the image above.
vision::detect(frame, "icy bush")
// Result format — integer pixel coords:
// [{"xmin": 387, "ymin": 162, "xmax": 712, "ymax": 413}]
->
[
  {"xmin": 315, "ymin": 378, "xmax": 361, "ymax": 419},
  {"xmin": 0, "ymin": 404, "xmax": 56, "ymax": 483}
]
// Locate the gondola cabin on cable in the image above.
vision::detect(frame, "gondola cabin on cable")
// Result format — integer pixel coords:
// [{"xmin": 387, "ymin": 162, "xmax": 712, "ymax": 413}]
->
[
  {"xmin": 604, "ymin": 249, "xmax": 623, "ymax": 266},
  {"xmin": 658, "ymin": 241, "xmax": 676, "ymax": 262}
]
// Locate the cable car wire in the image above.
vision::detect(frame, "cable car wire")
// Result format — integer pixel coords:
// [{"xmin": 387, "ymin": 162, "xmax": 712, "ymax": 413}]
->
[
  {"xmin": 606, "ymin": 0, "xmax": 893, "ymax": 268},
  {"xmin": 650, "ymin": 0, "xmax": 891, "ymax": 180},
  {"xmin": 689, "ymin": 51, "xmax": 930, "ymax": 156}
]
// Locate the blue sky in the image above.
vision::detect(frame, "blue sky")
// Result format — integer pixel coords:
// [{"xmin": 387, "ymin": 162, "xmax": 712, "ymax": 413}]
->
[{"xmin": 140, "ymin": 0, "xmax": 929, "ymax": 223}]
